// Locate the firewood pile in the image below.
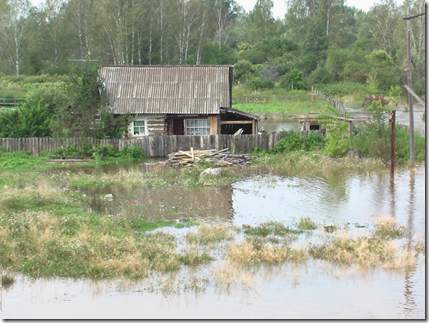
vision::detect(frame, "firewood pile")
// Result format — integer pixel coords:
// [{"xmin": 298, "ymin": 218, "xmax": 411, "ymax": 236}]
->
[{"xmin": 166, "ymin": 148, "xmax": 252, "ymax": 167}]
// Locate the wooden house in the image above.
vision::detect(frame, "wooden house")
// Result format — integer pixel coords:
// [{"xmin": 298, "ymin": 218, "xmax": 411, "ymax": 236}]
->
[{"xmin": 99, "ymin": 65, "xmax": 259, "ymax": 138}]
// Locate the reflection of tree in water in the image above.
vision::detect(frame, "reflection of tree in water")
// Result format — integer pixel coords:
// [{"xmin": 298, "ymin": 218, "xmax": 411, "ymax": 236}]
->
[
  {"xmin": 80, "ymin": 185, "xmax": 235, "ymax": 222},
  {"xmin": 321, "ymin": 172, "xmax": 349, "ymax": 204}
]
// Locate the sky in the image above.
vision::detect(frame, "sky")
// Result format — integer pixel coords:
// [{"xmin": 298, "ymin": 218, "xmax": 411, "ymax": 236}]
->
[
  {"xmin": 30, "ymin": 0, "xmax": 405, "ymax": 19},
  {"xmin": 236, "ymin": 0, "xmax": 405, "ymax": 18}
]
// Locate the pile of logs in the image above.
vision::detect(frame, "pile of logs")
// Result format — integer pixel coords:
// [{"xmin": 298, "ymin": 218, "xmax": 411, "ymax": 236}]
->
[{"xmin": 166, "ymin": 148, "xmax": 252, "ymax": 167}]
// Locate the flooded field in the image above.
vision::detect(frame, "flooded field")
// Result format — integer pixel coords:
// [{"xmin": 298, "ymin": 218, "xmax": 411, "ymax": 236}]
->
[
  {"xmin": 258, "ymin": 103, "xmax": 425, "ymax": 135},
  {"xmin": 0, "ymin": 163, "xmax": 425, "ymax": 319}
]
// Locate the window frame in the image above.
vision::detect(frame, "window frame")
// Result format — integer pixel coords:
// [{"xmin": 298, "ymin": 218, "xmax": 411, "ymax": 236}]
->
[
  {"xmin": 132, "ymin": 119, "xmax": 147, "ymax": 136},
  {"xmin": 184, "ymin": 118, "xmax": 211, "ymax": 135}
]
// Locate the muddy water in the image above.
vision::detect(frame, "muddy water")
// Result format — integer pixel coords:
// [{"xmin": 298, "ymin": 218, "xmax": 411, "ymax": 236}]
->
[{"xmin": 0, "ymin": 166, "xmax": 425, "ymax": 319}]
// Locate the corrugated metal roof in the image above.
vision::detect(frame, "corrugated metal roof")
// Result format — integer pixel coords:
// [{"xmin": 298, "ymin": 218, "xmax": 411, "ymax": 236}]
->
[{"xmin": 99, "ymin": 65, "xmax": 232, "ymax": 115}]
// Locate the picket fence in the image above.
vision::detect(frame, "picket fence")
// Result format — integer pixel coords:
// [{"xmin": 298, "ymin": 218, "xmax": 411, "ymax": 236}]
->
[{"xmin": 0, "ymin": 131, "xmax": 311, "ymax": 157}]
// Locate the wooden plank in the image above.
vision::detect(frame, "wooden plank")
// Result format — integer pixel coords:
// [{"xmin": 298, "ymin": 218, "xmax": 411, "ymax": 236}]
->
[
  {"xmin": 404, "ymin": 85, "xmax": 425, "ymax": 107},
  {"xmin": 221, "ymin": 120, "xmax": 253, "ymax": 125}
]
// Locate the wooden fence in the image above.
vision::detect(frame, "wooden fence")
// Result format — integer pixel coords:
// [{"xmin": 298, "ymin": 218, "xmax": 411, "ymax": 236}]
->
[
  {"xmin": 0, "ymin": 98, "xmax": 25, "ymax": 107},
  {"xmin": 0, "ymin": 131, "xmax": 311, "ymax": 157},
  {"xmin": 312, "ymin": 88, "xmax": 348, "ymax": 117}
]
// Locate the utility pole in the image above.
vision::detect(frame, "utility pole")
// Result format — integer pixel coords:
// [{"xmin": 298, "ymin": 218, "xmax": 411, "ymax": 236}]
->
[
  {"xmin": 389, "ymin": 110, "xmax": 396, "ymax": 177},
  {"xmin": 406, "ymin": 7, "xmax": 415, "ymax": 164},
  {"xmin": 402, "ymin": 7, "xmax": 425, "ymax": 164}
]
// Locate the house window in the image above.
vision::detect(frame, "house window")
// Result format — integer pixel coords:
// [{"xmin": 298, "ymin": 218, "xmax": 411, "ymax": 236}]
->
[
  {"xmin": 133, "ymin": 120, "xmax": 146, "ymax": 136},
  {"xmin": 185, "ymin": 119, "xmax": 210, "ymax": 135}
]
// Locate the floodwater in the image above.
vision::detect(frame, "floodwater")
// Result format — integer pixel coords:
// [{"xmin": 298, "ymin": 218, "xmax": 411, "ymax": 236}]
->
[
  {"xmin": 258, "ymin": 103, "xmax": 425, "ymax": 135},
  {"xmin": 0, "ymin": 163, "xmax": 425, "ymax": 319}
]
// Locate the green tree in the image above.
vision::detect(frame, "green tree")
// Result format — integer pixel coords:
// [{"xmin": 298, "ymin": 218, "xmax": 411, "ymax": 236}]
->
[
  {"xmin": 0, "ymin": 102, "xmax": 52, "ymax": 137},
  {"xmin": 280, "ymin": 68, "xmax": 307, "ymax": 90},
  {"xmin": 365, "ymin": 0, "xmax": 400, "ymax": 57},
  {"xmin": 318, "ymin": 105, "xmax": 350, "ymax": 157},
  {"xmin": 1, "ymin": 0, "xmax": 34, "ymax": 76},
  {"xmin": 50, "ymin": 63, "xmax": 122, "ymax": 138},
  {"xmin": 249, "ymin": 0, "xmax": 276, "ymax": 43}
]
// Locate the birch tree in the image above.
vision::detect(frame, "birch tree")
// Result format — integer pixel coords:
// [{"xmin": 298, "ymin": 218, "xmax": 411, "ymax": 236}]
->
[
  {"xmin": 1, "ymin": 0, "xmax": 33, "ymax": 76},
  {"xmin": 67, "ymin": 0, "xmax": 94, "ymax": 60},
  {"xmin": 40, "ymin": 0, "xmax": 65, "ymax": 69},
  {"xmin": 168, "ymin": 0, "xmax": 204, "ymax": 64},
  {"xmin": 95, "ymin": 0, "xmax": 132, "ymax": 65},
  {"xmin": 366, "ymin": 0, "xmax": 399, "ymax": 57}
]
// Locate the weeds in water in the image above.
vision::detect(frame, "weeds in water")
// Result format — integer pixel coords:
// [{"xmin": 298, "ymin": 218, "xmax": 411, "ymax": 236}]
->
[
  {"xmin": 244, "ymin": 221, "xmax": 303, "ymax": 237},
  {"xmin": 186, "ymin": 224, "xmax": 234, "ymax": 245},
  {"xmin": 213, "ymin": 262, "xmax": 258, "ymax": 293},
  {"xmin": 1, "ymin": 271, "xmax": 15, "ymax": 290},
  {"xmin": 227, "ymin": 240, "xmax": 308, "ymax": 264},
  {"xmin": 0, "ymin": 160, "xmax": 423, "ymax": 283},
  {"xmin": 414, "ymin": 240, "xmax": 425, "ymax": 255},
  {"xmin": 297, "ymin": 217, "xmax": 318, "ymax": 230},
  {"xmin": 180, "ymin": 252, "xmax": 213, "ymax": 267},
  {"xmin": 373, "ymin": 216, "xmax": 405, "ymax": 239}
]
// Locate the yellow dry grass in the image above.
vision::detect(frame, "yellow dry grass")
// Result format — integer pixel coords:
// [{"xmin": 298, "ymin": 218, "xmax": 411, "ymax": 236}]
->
[{"xmin": 227, "ymin": 240, "xmax": 308, "ymax": 264}]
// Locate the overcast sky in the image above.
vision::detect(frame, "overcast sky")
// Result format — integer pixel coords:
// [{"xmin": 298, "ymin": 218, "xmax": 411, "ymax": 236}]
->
[
  {"xmin": 236, "ymin": 0, "xmax": 405, "ymax": 18},
  {"xmin": 30, "ymin": 0, "xmax": 405, "ymax": 19}
]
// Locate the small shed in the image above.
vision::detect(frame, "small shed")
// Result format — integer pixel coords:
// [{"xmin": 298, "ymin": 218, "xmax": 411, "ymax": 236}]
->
[{"xmin": 99, "ymin": 65, "xmax": 259, "ymax": 137}]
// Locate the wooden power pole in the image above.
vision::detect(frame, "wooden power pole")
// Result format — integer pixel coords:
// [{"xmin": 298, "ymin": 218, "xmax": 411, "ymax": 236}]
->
[
  {"xmin": 406, "ymin": 6, "xmax": 415, "ymax": 164},
  {"xmin": 402, "ymin": 8, "xmax": 425, "ymax": 163},
  {"xmin": 389, "ymin": 110, "xmax": 396, "ymax": 177}
]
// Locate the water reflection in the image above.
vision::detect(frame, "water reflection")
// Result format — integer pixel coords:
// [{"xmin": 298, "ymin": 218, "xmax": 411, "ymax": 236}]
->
[
  {"xmin": 3, "ymin": 165, "xmax": 424, "ymax": 319},
  {"xmin": 231, "ymin": 167, "xmax": 425, "ymax": 235},
  {"xmin": 80, "ymin": 185, "xmax": 234, "ymax": 222},
  {"xmin": 403, "ymin": 168, "xmax": 417, "ymax": 315}
]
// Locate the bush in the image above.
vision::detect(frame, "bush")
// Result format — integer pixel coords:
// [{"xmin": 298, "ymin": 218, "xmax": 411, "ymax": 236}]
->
[
  {"xmin": 274, "ymin": 132, "xmax": 325, "ymax": 153},
  {"xmin": 307, "ymin": 66, "xmax": 334, "ymax": 86},
  {"xmin": 234, "ymin": 59, "xmax": 257, "ymax": 84},
  {"xmin": 53, "ymin": 144, "xmax": 81, "ymax": 157},
  {"xmin": 0, "ymin": 102, "xmax": 53, "ymax": 137},
  {"xmin": 93, "ymin": 144, "xmax": 116, "ymax": 159},
  {"xmin": 117, "ymin": 145, "xmax": 145, "ymax": 159},
  {"xmin": 248, "ymin": 77, "xmax": 275, "ymax": 91},
  {"xmin": 279, "ymin": 68, "xmax": 308, "ymax": 90}
]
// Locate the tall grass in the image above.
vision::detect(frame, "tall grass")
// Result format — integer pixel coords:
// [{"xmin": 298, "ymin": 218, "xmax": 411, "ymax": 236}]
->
[{"xmin": 233, "ymin": 96, "xmax": 329, "ymax": 114}]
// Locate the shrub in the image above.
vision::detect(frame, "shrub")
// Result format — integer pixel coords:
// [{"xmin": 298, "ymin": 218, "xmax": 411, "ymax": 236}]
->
[
  {"xmin": 318, "ymin": 107, "xmax": 351, "ymax": 158},
  {"xmin": 247, "ymin": 77, "xmax": 275, "ymax": 91},
  {"xmin": 52, "ymin": 144, "xmax": 81, "ymax": 157},
  {"xmin": 117, "ymin": 145, "xmax": 145, "ymax": 159},
  {"xmin": 274, "ymin": 132, "xmax": 325, "ymax": 153},
  {"xmin": 93, "ymin": 144, "xmax": 116, "ymax": 159},
  {"xmin": 279, "ymin": 68, "xmax": 308, "ymax": 90}
]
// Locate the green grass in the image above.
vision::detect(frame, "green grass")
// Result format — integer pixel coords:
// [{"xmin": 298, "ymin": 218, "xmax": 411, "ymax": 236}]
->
[
  {"xmin": 0, "ymin": 152, "xmax": 56, "ymax": 172},
  {"xmin": 69, "ymin": 179, "xmax": 118, "ymax": 187},
  {"xmin": 233, "ymin": 96, "xmax": 329, "ymax": 114},
  {"xmin": 243, "ymin": 221, "xmax": 304, "ymax": 237},
  {"xmin": 180, "ymin": 252, "xmax": 213, "ymax": 267},
  {"xmin": 297, "ymin": 217, "xmax": 318, "ymax": 230}
]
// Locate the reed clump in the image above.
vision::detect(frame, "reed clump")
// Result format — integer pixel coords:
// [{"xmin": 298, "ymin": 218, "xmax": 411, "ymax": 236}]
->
[
  {"xmin": 186, "ymin": 224, "xmax": 234, "ymax": 245},
  {"xmin": 179, "ymin": 251, "xmax": 213, "ymax": 267},
  {"xmin": 297, "ymin": 217, "xmax": 318, "ymax": 230},
  {"xmin": 243, "ymin": 221, "xmax": 303, "ymax": 237},
  {"xmin": 373, "ymin": 216, "xmax": 405, "ymax": 239},
  {"xmin": 227, "ymin": 240, "xmax": 308, "ymax": 264}
]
